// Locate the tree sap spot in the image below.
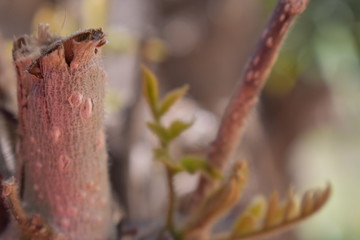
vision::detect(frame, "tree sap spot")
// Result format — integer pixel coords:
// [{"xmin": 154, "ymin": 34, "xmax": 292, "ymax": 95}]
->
[
  {"xmin": 38, "ymin": 193, "xmax": 44, "ymax": 200},
  {"xmin": 33, "ymin": 184, "xmax": 40, "ymax": 192},
  {"xmin": 232, "ymin": 112, "xmax": 240, "ymax": 121},
  {"xmin": 35, "ymin": 161, "xmax": 43, "ymax": 169},
  {"xmin": 284, "ymin": 3, "xmax": 291, "ymax": 13},
  {"xmin": 262, "ymin": 29, "xmax": 269, "ymax": 39},
  {"xmin": 51, "ymin": 126, "xmax": 61, "ymax": 143},
  {"xmin": 99, "ymin": 197, "xmax": 106, "ymax": 206},
  {"xmin": 83, "ymin": 212, "xmax": 90, "ymax": 220},
  {"xmin": 30, "ymin": 136, "xmax": 36, "ymax": 144},
  {"xmin": 246, "ymin": 71, "xmax": 254, "ymax": 82},
  {"xmin": 89, "ymin": 197, "xmax": 95, "ymax": 205},
  {"xmin": 96, "ymin": 131, "xmax": 105, "ymax": 150},
  {"xmin": 95, "ymin": 216, "xmax": 103, "ymax": 223},
  {"xmin": 60, "ymin": 218, "xmax": 70, "ymax": 229},
  {"xmin": 85, "ymin": 181, "xmax": 95, "ymax": 191},
  {"xmin": 58, "ymin": 154, "xmax": 71, "ymax": 171},
  {"xmin": 68, "ymin": 92, "xmax": 83, "ymax": 108},
  {"xmin": 280, "ymin": 22, "xmax": 290, "ymax": 35},
  {"xmin": 80, "ymin": 98, "xmax": 93, "ymax": 119},
  {"xmin": 279, "ymin": 14, "xmax": 286, "ymax": 22},
  {"xmin": 67, "ymin": 206, "xmax": 78, "ymax": 217},
  {"xmin": 77, "ymin": 191, "xmax": 87, "ymax": 200},
  {"xmin": 266, "ymin": 37, "xmax": 274, "ymax": 48},
  {"xmin": 57, "ymin": 205, "xmax": 65, "ymax": 215},
  {"xmin": 253, "ymin": 56, "xmax": 260, "ymax": 66}
]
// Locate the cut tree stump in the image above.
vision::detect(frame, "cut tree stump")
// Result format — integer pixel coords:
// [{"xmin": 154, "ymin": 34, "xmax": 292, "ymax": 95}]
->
[{"xmin": 11, "ymin": 25, "xmax": 115, "ymax": 240}]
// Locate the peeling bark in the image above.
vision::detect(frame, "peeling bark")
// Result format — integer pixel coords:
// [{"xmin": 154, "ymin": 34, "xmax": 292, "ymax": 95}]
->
[{"xmin": 12, "ymin": 25, "xmax": 114, "ymax": 240}]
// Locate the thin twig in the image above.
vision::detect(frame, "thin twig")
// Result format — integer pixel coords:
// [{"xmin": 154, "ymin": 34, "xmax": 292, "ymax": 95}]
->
[
  {"xmin": 157, "ymin": 115, "xmax": 178, "ymax": 237},
  {"xmin": 165, "ymin": 168, "xmax": 177, "ymax": 237},
  {"xmin": 1, "ymin": 177, "xmax": 66, "ymax": 239},
  {"xmin": 1, "ymin": 177, "xmax": 27, "ymax": 227},
  {"xmin": 0, "ymin": 175, "xmax": 10, "ymax": 232},
  {"xmin": 191, "ymin": 0, "xmax": 311, "ymax": 205}
]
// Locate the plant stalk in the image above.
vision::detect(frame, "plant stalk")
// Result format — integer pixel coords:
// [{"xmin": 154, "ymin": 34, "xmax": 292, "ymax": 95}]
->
[{"xmin": 191, "ymin": 0, "xmax": 311, "ymax": 206}]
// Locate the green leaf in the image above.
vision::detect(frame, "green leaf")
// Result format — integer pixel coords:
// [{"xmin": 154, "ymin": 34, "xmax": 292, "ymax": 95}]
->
[
  {"xmin": 167, "ymin": 120, "xmax": 193, "ymax": 142},
  {"xmin": 147, "ymin": 122, "xmax": 168, "ymax": 142},
  {"xmin": 232, "ymin": 215, "xmax": 257, "ymax": 236},
  {"xmin": 142, "ymin": 65, "xmax": 159, "ymax": 118},
  {"xmin": 225, "ymin": 184, "xmax": 332, "ymax": 240},
  {"xmin": 183, "ymin": 161, "xmax": 248, "ymax": 237},
  {"xmin": 152, "ymin": 147, "xmax": 183, "ymax": 172},
  {"xmin": 248, "ymin": 196, "xmax": 266, "ymax": 218},
  {"xmin": 159, "ymin": 84, "xmax": 189, "ymax": 117},
  {"xmin": 153, "ymin": 147, "xmax": 167, "ymax": 159},
  {"xmin": 180, "ymin": 156, "xmax": 221, "ymax": 179},
  {"xmin": 231, "ymin": 196, "xmax": 266, "ymax": 237}
]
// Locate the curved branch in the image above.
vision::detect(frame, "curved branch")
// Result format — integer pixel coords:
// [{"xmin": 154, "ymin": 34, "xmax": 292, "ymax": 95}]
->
[{"xmin": 192, "ymin": 0, "xmax": 311, "ymax": 204}]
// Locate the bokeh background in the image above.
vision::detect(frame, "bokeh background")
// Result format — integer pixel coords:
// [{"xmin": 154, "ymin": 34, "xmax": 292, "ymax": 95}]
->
[{"xmin": 1, "ymin": 0, "xmax": 360, "ymax": 239}]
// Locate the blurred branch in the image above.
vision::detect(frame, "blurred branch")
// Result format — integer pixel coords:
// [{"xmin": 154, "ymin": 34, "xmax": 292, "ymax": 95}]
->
[
  {"xmin": 0, "ymin": 34, "xmax": 17, "ymax": 180},
  {"xmin": 1, "ymin": 177, "xmax": 60, "ymax": 240},
  {"xmin": 1, "ymin": 178, "xmax": 28, "ymax": 228},
  {"xmin": 0, "ymin": 175, "xmax": 9, "ymax": 234},
  {"xmin": 191, "ymin": 0, "xmax": 311, "ymax": 205},
  {"xmin": 106, "ymin": 0, "xmax": 155, "ymax": 218}
]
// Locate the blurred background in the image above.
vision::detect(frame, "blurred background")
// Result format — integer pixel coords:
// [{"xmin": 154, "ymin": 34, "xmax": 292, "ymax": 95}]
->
[{"xmin": 1, "ymin": 0, "xmax": 360, "ymax": 239}]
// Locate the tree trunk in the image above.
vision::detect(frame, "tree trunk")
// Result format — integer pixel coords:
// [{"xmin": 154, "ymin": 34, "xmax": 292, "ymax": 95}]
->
[{"xmin": 12, "ymin": 25, "xmax": 114, "ymax": 240}]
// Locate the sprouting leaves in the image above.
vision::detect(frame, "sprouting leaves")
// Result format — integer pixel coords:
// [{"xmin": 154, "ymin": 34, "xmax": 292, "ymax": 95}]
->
[
  {"xmin": 184, "ymin": 161, "xmax": 248, "ymax": 238},
  {"xmin": 146, "ymin": 119, "xmax": 193, "ymax": 147},
  {"xmin": 222, "ymin": 184, "xmax": 331, "ymax": 240},
  {"xmin": 147, "ymin": 122, "xmax": 168, "ymax": 143},
  {"xmin": 142, "ymin": 65, "xmax": 193, "ymax": 146},
  {"xmin": 231, "ymin": 196, "xmax": 266, "ymax": 237},
  {"xmin": 142, "ymin": 66, "xmax": 159, "ymax": 119},
  {"xmin": 159, "ymin": 85, "xmax": 189, "ymax": 117},
  {"xmin": 143, "ymin": 66, "xmax": 219, "ymax": 237},
  {"xmin": 142, "ymin": 65, "xmax": 189, "ymax": 121},
  {"xmin": 142, "ymin": 66, "xmax": 332, "ymax": 240},
  {"xmin": 180, "ymin": 156, "xmax": 221, "ymax": 179},
  {"xmin": 143, "ymin": 66, "xmax": 220, "ymax": 179},
  {"xmin": 153, "ymin": 147, "xmax": 183, "ymax": 173},
  {"xmin": 167, "ymin": 120, "xmax": 193, "ymax": 142}
]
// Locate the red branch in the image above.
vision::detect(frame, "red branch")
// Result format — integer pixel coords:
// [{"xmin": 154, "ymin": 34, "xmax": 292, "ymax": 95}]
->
[{"xmin": 192, "ymin": 0, "xmax": 311, "ymax": 203}]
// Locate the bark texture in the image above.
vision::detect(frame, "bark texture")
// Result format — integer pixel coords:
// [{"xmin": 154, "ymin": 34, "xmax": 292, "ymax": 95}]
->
[
  {"xmin": 12, "ymin": 26, "xmax": 114, "ymax": 240},
  {"xmin": 192, "ymin": 0, "xmax": 311, "ymax": 205}
]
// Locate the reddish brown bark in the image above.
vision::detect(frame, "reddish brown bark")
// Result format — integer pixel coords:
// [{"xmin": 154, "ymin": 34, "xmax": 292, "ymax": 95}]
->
[
  {"xmin": 12, "ymin": 26, "xmax": 114, "ymax": 240},
  {"xmin": 192, "ymin": 0, "xmax": 311, "ymax": 205}
]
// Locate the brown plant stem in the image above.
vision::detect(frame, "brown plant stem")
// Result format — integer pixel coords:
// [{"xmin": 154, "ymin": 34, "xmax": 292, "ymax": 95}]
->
[
  {"xmin": 192, "ymin": 0, "xmax": 311, "ymax": 205},
  {"xmin": 165, "ymin": 168, "xmax": 177, "ymax": 236},
  {"xmin": 1, "ymin": 177, "xmax": 60, "ymax": 240},
  {"xmin": 12, "ymin": 25, "xmax": 114, "ymax": 239},
  {"xmin": 1, "ymin": 178, "xmax": 27, "ymax": 229}
]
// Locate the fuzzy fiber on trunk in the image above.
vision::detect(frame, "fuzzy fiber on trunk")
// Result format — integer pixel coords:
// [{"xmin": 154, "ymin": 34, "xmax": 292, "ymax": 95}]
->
[{"xmin": 12, "ymin": 25, "xmax": 114, "ymax": 240}]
